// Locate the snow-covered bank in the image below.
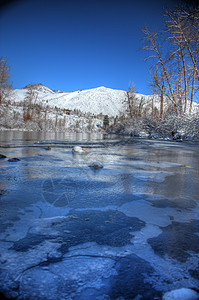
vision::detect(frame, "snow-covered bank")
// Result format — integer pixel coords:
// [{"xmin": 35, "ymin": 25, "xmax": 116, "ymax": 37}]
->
[
  {"xmin": 0, "ymin": 101, "xmax": 104, "ymax": 133},
  {"xmin": 108, "ymin": 113, "xmax": 199, "ymax": 142},
  {"xmin": 0, "ymin": 84, "xmax": 198, "ymax": 137}
]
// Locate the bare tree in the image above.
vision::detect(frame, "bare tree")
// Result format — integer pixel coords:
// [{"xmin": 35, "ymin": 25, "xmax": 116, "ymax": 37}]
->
[
  {"xmin": 0, "ymin": 57, "xmax": 12, "ymax": 104},
  {"xmin": 142, "ymin": 5, "xmax": 199, "ymax": 114},
  {"xmin": 149, "ymin": 65, "xmax": 165, "ymax": 117},
  {"xmin": 23, "ymin": 84, "xmax": 38, "ymax": 121},
  {"xmin": 164, "ymin": 7, "xmax": 199, "ymax": 111},
  {"xmin": 142, "ymin": 26, "xmax": 177, "ymax": 107},
  {"xmin": 126, "ymin": 82, "xmax": 137, "ymax": 118}
]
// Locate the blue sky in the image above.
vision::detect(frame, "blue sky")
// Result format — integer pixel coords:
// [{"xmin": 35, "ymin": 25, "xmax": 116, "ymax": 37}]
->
[{"xmin": 0, "ymin": 0, "xmax": 178, "ymax": 94}]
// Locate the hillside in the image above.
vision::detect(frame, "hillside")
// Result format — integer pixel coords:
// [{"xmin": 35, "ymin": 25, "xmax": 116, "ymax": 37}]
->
[
  {"xmin": 0, "ymin": 84, "xmax": 198, "ymax": 136},
  {"xmin": 11, "ymin": 84, "xmax": 198, "ymax": 117},
  {"xmin": 11, "ymin": 85, "xmax": 128, "ymax": 117},
  {"xmin": 42, "ymin": 86, "xmax": 128, "ymax": 117}
]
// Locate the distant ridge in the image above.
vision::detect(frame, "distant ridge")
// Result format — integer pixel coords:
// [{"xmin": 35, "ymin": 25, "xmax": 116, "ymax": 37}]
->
[
  {"xmin": 12, "ymin": 84, "xmax": 198, "ymax": 117},
  {"xmin": 23, "ymin": 83, "xmax": 54, "ymax": 94}
]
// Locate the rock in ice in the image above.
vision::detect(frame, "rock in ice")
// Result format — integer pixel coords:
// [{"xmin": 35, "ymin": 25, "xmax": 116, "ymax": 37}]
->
[
  {"xmin": 163, "ymin": 288, "xmax": 199, "ymax": 300},
  {"xmin": 89, "ymin": 162, "xmax": 103, "ymax": 170}
]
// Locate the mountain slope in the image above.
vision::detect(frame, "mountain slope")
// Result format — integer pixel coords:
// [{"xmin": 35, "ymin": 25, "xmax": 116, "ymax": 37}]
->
[
  {"xmin": 11, "ymin": 84, "xmax": 198, "ymax": 117},
  {"xmin": 44, "ymin": 86, "xmax": 128, "ymax": 116}
]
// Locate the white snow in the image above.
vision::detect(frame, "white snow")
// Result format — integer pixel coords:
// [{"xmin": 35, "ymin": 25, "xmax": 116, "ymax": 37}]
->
[
  {"xmin": 11, "ymin": 84, "xmax": 198, "ymax": 117},
  {"xmin": 11, "ymin": 85, "xmax": 128, "ymax": 117},
  {"xmin": 1, "ymin": 84, "xmax": 198, "ymax": 134}
]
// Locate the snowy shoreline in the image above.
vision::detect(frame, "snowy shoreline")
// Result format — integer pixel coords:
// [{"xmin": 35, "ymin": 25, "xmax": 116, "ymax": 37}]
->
[{"xmin": 1, "ymin": 85, "xmax": 198, "ymax": 142}]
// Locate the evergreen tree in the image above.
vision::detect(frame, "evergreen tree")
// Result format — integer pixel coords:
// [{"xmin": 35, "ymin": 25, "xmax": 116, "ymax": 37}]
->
[{"xmin": 103, "ymin": 115, "xmax": 109, "ymax": 129}]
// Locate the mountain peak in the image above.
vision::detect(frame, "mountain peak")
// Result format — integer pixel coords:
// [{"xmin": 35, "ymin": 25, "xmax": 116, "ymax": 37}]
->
[{"xmin": 23, "ymin": 83, "xmax": 54, "ymax": 94}]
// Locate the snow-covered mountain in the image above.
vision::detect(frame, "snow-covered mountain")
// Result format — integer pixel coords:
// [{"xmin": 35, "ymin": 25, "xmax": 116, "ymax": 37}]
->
[
  {"xmin": 43, "ymin": 86, "xmax": 128, "ymax": 117},
  {"xmin": 11, "ymin": 84, "xmax": 199, "ymax": 117},
  {"xmin": 1, "ymin": 84, "xmax": 198, "ymax": 134},
  {"xmin": 12, "ymin": 85, "xmax": 128, "ymax": 117}
]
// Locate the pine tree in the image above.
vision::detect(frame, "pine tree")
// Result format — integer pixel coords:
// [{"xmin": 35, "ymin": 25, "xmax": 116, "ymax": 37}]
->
[{"xmin": 103, "ymin": 115, "xmax": 109, "ymax": 129}]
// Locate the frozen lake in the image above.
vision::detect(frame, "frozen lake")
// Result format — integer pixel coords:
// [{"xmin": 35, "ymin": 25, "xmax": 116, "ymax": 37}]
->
[{"xmin": 0, "ymin": 131, "xmax": 199, "ymax": 299}]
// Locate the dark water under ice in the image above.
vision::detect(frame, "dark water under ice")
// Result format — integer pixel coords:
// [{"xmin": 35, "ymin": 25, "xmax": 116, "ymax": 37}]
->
[{"xmin": 0, "ymin": 131, "xmax": 199, "ymax": 299}]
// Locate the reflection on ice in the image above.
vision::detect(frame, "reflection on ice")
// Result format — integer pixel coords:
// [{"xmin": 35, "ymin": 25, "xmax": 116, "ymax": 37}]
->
[{"xmin": 0, "ymin": 131, "xmax": 199, "ymax": 299}]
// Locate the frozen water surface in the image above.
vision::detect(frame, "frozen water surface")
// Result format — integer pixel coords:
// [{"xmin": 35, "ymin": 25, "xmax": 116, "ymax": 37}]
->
[{"xmin": 0, "ymin": 131, "xmax": 199, "ymax": 299}]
